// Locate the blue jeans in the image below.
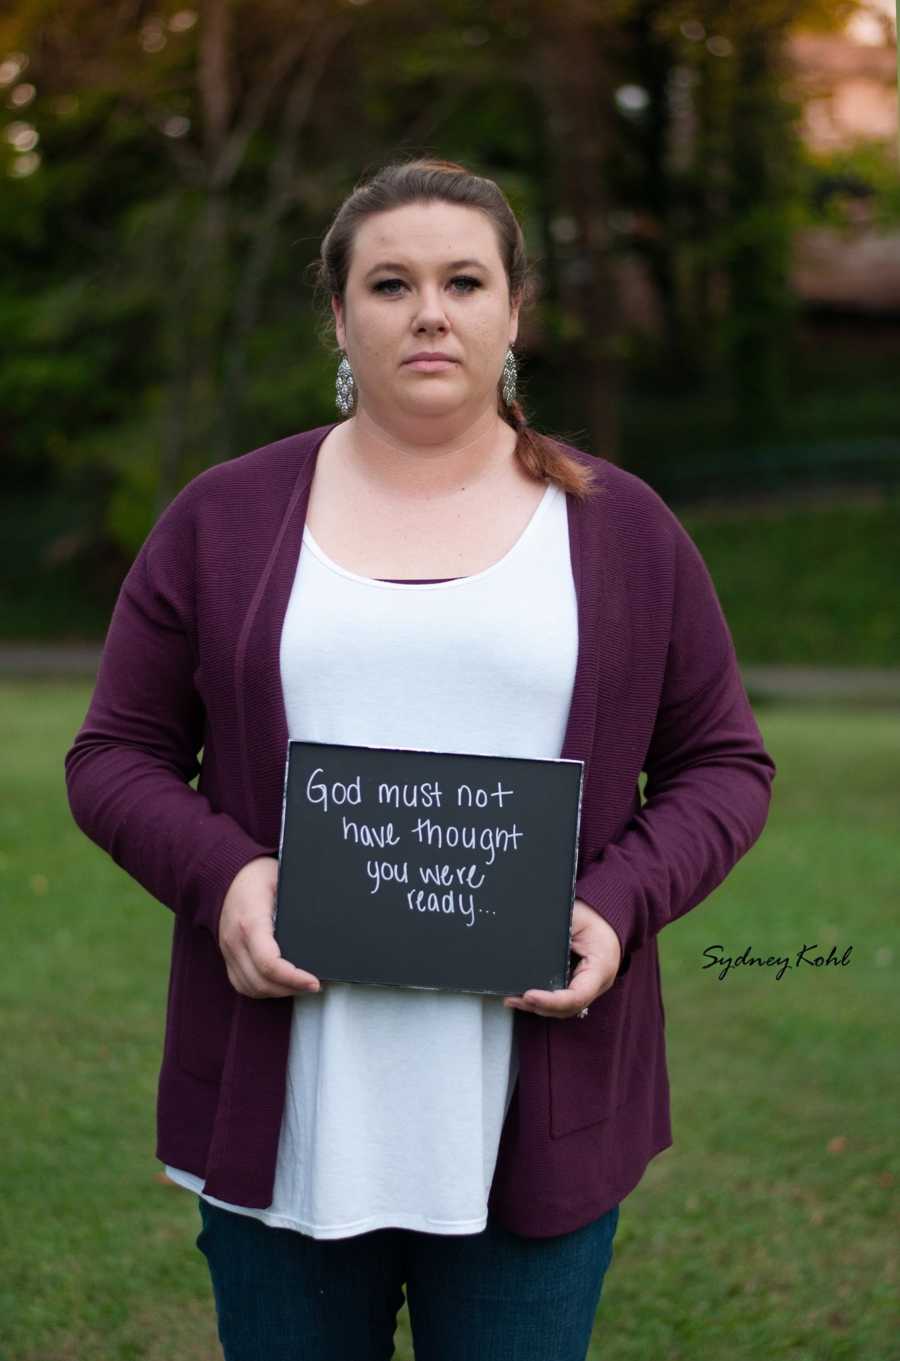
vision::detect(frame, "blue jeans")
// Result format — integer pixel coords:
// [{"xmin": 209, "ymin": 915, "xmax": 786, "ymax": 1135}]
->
[{"xmin": 196, "ymin": 1197, "xmax": 620, "ymax": 1361}]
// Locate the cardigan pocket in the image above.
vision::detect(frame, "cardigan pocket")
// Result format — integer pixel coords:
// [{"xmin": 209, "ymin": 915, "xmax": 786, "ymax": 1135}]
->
[
  {"xmin": 547, "ymin": 961, "xmax": 648, "ymax": 1138},
  {"xmin": 175, "ymin": 922, "xmax": 236, "ymax": 1084}
]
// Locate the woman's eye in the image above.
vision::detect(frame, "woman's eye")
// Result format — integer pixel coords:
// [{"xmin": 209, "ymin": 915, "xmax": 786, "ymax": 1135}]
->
[{"xmin": 371, "ymin": 276, "xmax": 482, "ymax": 296}]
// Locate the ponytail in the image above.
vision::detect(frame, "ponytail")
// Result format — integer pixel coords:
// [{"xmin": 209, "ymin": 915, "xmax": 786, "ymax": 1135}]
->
[{"xmin": 502, "ymin": 396, "xmax": 598, "ymax": 502}]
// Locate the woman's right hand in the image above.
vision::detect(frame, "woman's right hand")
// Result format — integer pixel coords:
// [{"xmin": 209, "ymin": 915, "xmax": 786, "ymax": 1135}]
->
[{"xmin": 218, "ymin": 856, "xmax": 322, "ymax": 999}]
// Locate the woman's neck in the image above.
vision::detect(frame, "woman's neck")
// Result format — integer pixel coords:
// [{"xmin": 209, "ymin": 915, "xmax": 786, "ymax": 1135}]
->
[{"xmin": 339, "ymin": 408, "xmax": 519, "ymax": 500}]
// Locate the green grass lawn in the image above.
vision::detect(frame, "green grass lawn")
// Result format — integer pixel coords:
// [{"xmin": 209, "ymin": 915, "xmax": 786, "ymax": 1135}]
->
[{"xmin": 1, "ymin": 683, "xmax": 897, "ymax": 1360}]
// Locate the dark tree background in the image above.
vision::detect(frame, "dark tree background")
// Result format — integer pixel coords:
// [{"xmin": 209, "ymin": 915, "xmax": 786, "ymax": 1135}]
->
[{"xmin": 1, "ymin": 0, "xmax": 895, "ymax": 636}]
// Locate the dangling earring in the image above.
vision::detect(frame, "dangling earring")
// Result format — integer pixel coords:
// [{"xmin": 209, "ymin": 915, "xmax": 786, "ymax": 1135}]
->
[
  {"xmin": 501, "ymin": 347, "xmax": 517, "ymax": 405},
  {"xmin": 335, "ymin": 353, "xmax": 355, "ymax": 416}
]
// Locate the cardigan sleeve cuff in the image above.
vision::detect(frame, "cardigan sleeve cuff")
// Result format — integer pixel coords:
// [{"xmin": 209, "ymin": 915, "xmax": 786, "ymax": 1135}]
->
[
  {"xmin": 574, "ymin": 860, "xmax": 639, "ymax": 979},
  {"xmin": 191, "ymin": 827, "xmax": 278, "ymax": 943}
]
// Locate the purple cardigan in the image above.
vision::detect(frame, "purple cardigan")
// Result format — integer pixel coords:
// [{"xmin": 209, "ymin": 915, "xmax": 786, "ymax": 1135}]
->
[{"xmin": 65, "ymin": 422, "xmax": 775, "ymax": 1237}]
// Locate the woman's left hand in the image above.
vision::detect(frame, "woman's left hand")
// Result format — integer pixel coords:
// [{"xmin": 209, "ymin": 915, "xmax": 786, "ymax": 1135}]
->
[{"xmin": 503, "ymin": 899, "xmax": 623, "ymax": 1019}]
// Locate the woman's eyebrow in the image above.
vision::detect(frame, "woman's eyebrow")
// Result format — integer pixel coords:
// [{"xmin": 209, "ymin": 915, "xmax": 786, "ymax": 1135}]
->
[{"xmin": 363, "ymin": 258, "xmax": 488, "ymax": 279}]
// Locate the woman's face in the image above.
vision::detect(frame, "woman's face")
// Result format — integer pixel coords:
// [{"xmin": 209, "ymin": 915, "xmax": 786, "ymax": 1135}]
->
[{"xmin": 332, "ymin": 200, "xmax": 520, "ymax": 428}]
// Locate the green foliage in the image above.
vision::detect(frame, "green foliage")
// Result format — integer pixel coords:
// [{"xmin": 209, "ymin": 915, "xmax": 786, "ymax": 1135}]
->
[
  {"xmin": 0, "ymin": 74, "xmax": 174, "ymax": 524},
  {"xmin": 799, "ymin": 140, "xmax": 900, "ymax": 228},
  {"xmin": 686, "ymin": 497, "xmax": 900, "ymax": 665},
  {"xmin": 0, "ymin": 0, "xmax": 896, "ymax": 568}
]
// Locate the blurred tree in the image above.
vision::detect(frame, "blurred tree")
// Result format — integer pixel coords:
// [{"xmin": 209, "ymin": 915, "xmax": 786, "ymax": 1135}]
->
[
  {"xmin": 528, "ymin": 0, "xmax": 635, "ymax": 463},
  {"xmin": 0, "ymin": 0, "xmax": 549, "ymax": 548},
  {"xmin": 1, "ymin": 0, "xmax": 361, "ymax": 544},
  {"xmin": 0, "ymin": 0, "xmax": 874, "ymax": 567},
  {"xmin": 607, "ymin": 0, "xmax": 866, "ymax": 440},
  {"xmin": 492, "ymin": 0, "xmax": 864, "ymax": 456}
]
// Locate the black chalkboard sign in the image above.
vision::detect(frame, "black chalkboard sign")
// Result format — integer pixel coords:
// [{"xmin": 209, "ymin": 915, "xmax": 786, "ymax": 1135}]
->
[{"xmin": 273, "ymin": 740, "xmax": 584, "ymax": 997}]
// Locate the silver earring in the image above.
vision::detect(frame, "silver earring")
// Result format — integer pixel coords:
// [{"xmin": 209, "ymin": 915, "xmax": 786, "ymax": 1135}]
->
[
  {"xmin": 335, "ymin": 353, "xmax": 355, "ymax": 416},
  {"xmin": 501, "ymin": 347, "xmax": 517, "ymax": 405}
]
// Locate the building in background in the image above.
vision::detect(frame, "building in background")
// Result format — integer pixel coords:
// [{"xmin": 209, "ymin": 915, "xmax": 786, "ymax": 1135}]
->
[{"xmin": 788, "ymin": 8, "xmax": 900, "ymax": 314}]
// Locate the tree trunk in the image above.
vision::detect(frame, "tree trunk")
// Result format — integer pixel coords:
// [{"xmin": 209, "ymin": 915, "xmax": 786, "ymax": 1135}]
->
[
  {"xmin": 532, "ymin": 0, "xmax": 627, "ymax": 464},
  {"xmin": 726, "ymin": 22, "xmax": 794, "ymax": 442},
  {"xmin": 221, "ymin": 14, "xmax": 350, "ymax": 440}
]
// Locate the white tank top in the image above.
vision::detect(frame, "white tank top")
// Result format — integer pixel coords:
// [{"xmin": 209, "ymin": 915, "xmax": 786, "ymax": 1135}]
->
[{"xmin": 166, "ymin": 478, "xmax": 578, "ymax": 1238}]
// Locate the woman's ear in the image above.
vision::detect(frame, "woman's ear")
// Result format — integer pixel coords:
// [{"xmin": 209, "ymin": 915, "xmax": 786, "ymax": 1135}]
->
[
  {"xmin": 509, "ymin": 292, "xmax": 521, "ymax": 349},
  {"xmin": 331, "ymin": 294, "xmax": 346, "ymax": 352}
]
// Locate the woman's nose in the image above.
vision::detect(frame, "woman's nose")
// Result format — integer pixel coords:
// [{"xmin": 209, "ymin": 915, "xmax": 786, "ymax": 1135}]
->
[{"xmin": 412, "ymin": 287, "xmax": 449, "ymax": 330}]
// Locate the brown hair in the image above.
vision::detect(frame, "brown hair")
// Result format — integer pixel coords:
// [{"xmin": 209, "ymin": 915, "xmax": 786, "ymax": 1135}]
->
[{"xmin": 313, "ymin": 157, "xmax": 597, "ymax": 501}]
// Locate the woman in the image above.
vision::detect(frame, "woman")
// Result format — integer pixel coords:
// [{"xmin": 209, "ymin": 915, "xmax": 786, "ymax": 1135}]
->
[{"xmin": 65, "ymin": 158, "xmax": 775, "ymax": 1360}]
